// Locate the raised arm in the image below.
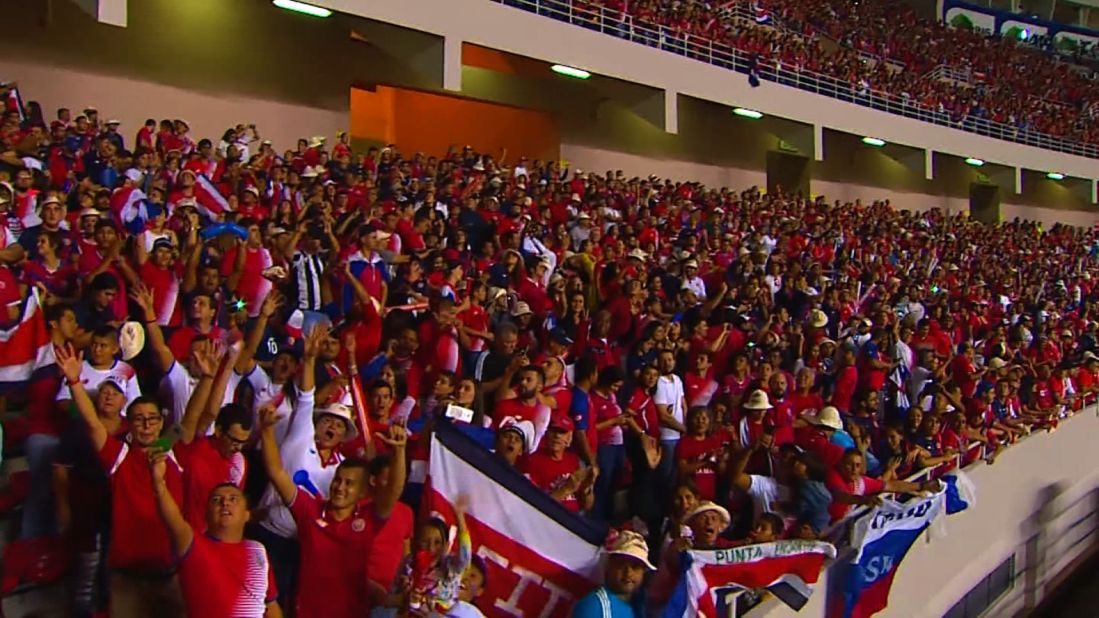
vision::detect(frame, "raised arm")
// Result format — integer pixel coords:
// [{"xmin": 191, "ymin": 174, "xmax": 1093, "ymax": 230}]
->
[
  {"xmin": 258, "ymin": 405, "xmax": 298, "ymax": 506},
  {"xmin": 280, "ymin": 325, "xmax": 322, "ymax": 450},
  {"xmin": 179, "ymin": 340, "xmax": 219, "ymax": 444},
  {"xmin": 130, "ymin": 283, "xmax": 175, "ymax": 371},
  {"xmin": 225, "ymin": 239, "xmax": 247, "ymax": 293},
  {"xmin": 372, "ymin": 424, "xmax": 408, "ymax": 520},
  {"xmin": 149, "ymin": 450, "xmax": 194, "ymax": 557},
  {"xmin": 198, "ymin": 341, "xmax": 241, "ymax": 439},
  {"xmin": 235, "ymin": 292, "xmax": 281, "ymax": 375},
  {"xmin": 56, "ymin": 344, "xmax": 107, "ymax": 451},
  {"xmin": 180, "ymin": 216, "xmax": 202, "ymax": 294}
]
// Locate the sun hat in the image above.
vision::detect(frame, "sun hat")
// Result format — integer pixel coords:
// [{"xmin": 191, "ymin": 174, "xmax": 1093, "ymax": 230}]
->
[
  {"xmin": 687, "ymin": 501, "xmax": 731, "ymax": 528},
  {"xmin": 314, "ymin": 403, "xmax": 358, "ymax": 441},
  {"xmin": 805, "ymin": 406, "xmax": 843, "ymax": 430},
  {"xmin": 603, "ymin": 530, "xmax": 656, "ymax": 571},
  {"xmin": 743, "ymin": 389, "xmax": 772, "ymax": 410}
]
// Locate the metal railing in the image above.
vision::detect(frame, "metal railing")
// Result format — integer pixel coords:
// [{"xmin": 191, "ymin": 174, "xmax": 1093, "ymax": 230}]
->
[{"xmin": 491, "ymin": 0, "xmax": 1099, "ymax": 159}]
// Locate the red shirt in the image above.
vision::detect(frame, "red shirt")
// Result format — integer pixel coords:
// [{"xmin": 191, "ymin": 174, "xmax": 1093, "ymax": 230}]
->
[
  {"xmin": 493, "ymin": 398, "xmax": 549, "ymax": 429},
  {"xmin": 289, "ymin": 491, "xmax": 377, "ymax": 618},
  {"xmin": 77, "ymin": 249, "xmax": 128, "ymax": 319},
  {"xmin": 140, "ymin": 261, "xmax": 183, "ymax": 327},
  {"xmin": 788, "ymin": 392, "xmax": 824, "ymax": 417},
  {"xmin": 364, "ymin": 500, "xmax": 414, "ymax": 593},
  {"xmin": 674, "ymin": 434, "xmax": 723, "ymax": 500},
  {"xmin": 832, "ymin": 366, "xmax": 859, "ymax": 413},
  {"xmin": 179, "ymin": 534, "xmax": 277, "ymax": 617},
  {"xmin": 174, "ymin": 438, "xmax": 246, "ymax": 532},
  {"xmin": 626, "ymin": 388, "xmax": 659, "ymax": 438},
  {"xmin": 220, "ymin": 246, "xmax": 273, "ymax": 317},
  {"xmin": 685, "ymin": 372, "xmax": 719, "ymax": 408},
  {"xmin": 523, "ymin": 451, "xmax": 582, "ymax": 512},
  {"xmin": 167, "ymin": 325, "xmax": 227, "ymax": 363},
  {"xmin": 99, "ymin": 437, "xmax": 183, "ymax": 570},
  {"xmin": 826, "ymin": 470, "xmax": 884, "ymax": 523}
]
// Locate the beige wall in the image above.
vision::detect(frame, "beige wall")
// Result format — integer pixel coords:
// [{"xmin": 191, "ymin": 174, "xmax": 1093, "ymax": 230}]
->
[
  {"xmin": 758, "ymin": 409, "xmax": 1099, "ymax": 618},
  {"xmin": 0, "ymin": 0, "xmax": 450, "ymax": 151},
  {"xmin": 561, "ymin": 143, "xmax": 766, "ymax": 189},
  {"xmin": 0, "ymin": 60, "xmax": 345, "ymax": 153}
]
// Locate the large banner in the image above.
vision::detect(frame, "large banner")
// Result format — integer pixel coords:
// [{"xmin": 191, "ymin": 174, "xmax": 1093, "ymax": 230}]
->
[
  {"xmin": 829, "ymin": 473, "xmax": 975, "ymax": 618},
  {"xmin": 426, "ymin": 421, "xmax": 608, "ymax": 617},
  {"xmin": 663, "ymin": 541, "xmax": 837, "ymax": 617}
]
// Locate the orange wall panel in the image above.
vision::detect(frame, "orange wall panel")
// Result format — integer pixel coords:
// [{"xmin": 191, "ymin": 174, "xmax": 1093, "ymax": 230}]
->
[
  {"xmin": 461, "ymin": 43, "xmax": 549, "ymax": 78},
  {"xmin": 350, "ymin": 86, "xmax": 559, "ymax": 160}
]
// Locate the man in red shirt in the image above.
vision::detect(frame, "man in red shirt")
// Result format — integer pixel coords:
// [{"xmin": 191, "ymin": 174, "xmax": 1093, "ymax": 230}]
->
[
  {"xmin": 826, "ymin": 449, "xmax": 936, "ymax": 523},
  {"xmin": 56, "ymin": 344, "xmax": 186, "ymax": 616},
  {"xmin": 150, "ymin": 454, "xmax": 280, "ymax": 617},
  {"xmin": 494, "ymin": 364, "xmax": 552, "ymax": 449},
  {"xmin": 522, "ymin": 415, "xmax": 594, "ymax": 513},
  {"xmin": 221, "ymin": 219, "xmax": 273, "ymax": 318},
  {"xmin": 259, "ymin": 406, "xmax": 408, "ymax": 618},
  {"xmin": 77, "ymin": 220, "xmax": 134, "ymax": 320},
  {"xmin": 137, "ymin": 237, "xmax": 183, "ymax": 327},
  {"xmin": 362, "ymin": 454, "xmax": 415, "ymax": 607},
  {"xmin": 175, "ymin": 392, "xmax": 254, "ymax": 530}
]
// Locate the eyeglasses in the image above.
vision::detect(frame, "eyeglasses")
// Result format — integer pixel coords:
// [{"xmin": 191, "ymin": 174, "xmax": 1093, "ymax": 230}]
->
[{"xmin": 223, "ymin": 434, "xmax": 250, "ymax": 447}]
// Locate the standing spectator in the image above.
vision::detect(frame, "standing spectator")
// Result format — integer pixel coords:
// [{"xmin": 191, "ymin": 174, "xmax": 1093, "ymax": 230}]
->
[{"xmin": 149, "ymin": 450, "xmax": 280, "ymax": 617}]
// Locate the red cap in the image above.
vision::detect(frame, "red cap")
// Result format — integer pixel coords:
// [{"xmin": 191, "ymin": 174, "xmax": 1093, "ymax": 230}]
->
[{"xmin": 548, "ymin": 414, "xmax": 574, "ymax": 432}]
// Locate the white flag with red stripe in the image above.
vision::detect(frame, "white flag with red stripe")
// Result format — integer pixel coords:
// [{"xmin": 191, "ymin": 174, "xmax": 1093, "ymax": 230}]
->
[
  {"xmin": 109, "ymin": 186, "xmax": 146, "ymax": 226},
  {"xmin": 426, "ymin": 422, "xmax": 607, "ymax": 617},
  {"xmin": 0, "ymin": 290, "xmax": 53, "ymax": 388},
  {"xmin": 194, "ymin": 174, "xmax": 232, "ymax": 220}
]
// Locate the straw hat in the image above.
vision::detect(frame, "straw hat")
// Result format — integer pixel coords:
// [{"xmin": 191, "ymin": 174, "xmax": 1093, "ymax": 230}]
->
[
  {"xmin": 805, "ymin": 406, "xmax": 843, "ymax": 430},
  {"xmin": 743, "ymin": 389, "xmax": 773, "ymax": 410},
  {"xmin": 809, "ymin": 309, "xmax": 829, "ymax": 328}
]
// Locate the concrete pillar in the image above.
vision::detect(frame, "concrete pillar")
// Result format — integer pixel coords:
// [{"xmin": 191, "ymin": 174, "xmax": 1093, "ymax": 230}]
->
[
  {"xmin": 664, "ymin": 89, "xmax": 678, "ymax": 135},
  {"xmin": 1015, "ymin": 167, "xmax": 1023, "ymax": 194},
  {"xmin": 443, "ymin": 36, "xmax": 462, "ymax": 92},
  {"xmin": 813, "ymin": 124, "xmax": 824, "ymax": 161},
  {"xmin": 925, "ymin": 149, "xmax": 934, "ymax": 180}
]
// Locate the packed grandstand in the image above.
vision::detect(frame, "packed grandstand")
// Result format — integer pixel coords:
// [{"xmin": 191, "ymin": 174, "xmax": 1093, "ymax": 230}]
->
[
  {"xmin": 1, "ymin": 0, "xmax": 1099, "ymax": 617},
  {"xmin": 525, "ymin": 0, "xmax": 1099, "ymax": 152}
]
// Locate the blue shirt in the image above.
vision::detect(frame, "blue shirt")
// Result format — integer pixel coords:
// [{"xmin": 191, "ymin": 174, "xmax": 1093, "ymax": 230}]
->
[
  {"xmin": 570, "ymin": 386, "xmax": 591, "ymax": 431},
  {"xmin": 572, "ymin": 588, "xmax": 640, "ymax": 618}
]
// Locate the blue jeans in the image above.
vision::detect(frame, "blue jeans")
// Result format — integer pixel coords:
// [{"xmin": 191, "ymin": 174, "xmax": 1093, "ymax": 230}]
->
[
  {"xmin": 594, "ymin": 444, "xmax": 626, "ymax": 521},
  {"xmin": 658, "ymin": 439, "xmax": 679, "ymax": 488},
  {"xmin": 22, "ymin": 433, "xmax": 59, "ymax": 539}
]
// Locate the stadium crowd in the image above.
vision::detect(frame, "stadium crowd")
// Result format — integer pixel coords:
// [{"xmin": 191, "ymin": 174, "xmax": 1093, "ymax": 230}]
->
[
  {"xmin": 572, "ymin": 0, "xmax": 1099, "ymax": 145},
  {"xmin": 1, "ymin": 86, "xmax": 1099, "ymax": 618}
]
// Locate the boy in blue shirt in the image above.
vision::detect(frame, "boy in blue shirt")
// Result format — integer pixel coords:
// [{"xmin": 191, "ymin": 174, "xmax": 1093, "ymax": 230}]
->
[{"xmin": 572, "ymin": 530, "xmax": 653, "ymax": 617}]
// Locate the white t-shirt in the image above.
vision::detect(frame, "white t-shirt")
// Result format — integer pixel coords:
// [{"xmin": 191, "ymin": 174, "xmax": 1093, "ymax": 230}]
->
[
  {"xmin": 258, "ymin": 388, "xmax": 340, "ymax": 539},
  {"xmin": 230, "ymin": 365, "xmax": 294, "ymax": 439},
  {"xmin": 56, "ymin": 360, "xmax": 142, "ymax": 408},
  {"xmin": 654, "ymin": 374, "xmax": 686, "ymax": 442},
  {"xmin": 746, "ymin": 474, "xmax": 791, "ymax": 524},
  {"xmin": 159, "ymin": 361, "xmax": 235, "ymax": 427}
]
